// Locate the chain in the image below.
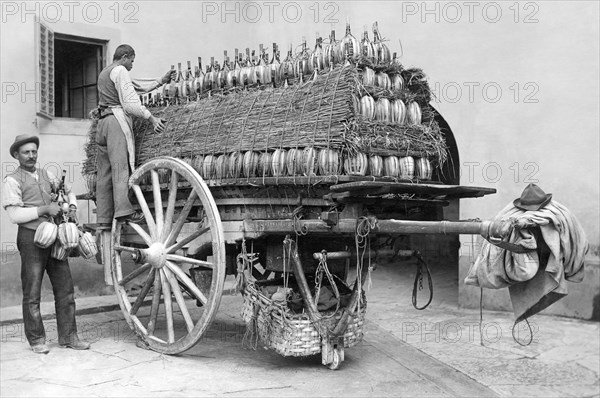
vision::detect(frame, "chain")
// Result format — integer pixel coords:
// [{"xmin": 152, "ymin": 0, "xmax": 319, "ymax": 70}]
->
[
  {"xmin": 292, "ymin": 205, "xmax": 308, "ymax": 236},
  {"xmin": 354, "ymin": 216, "xmax": 377, "ymax": 311},
  {"xmin": 314, "ymin": 250, "xmax": 326, "ymax": 308},
  {"xmin": 314, "ymin": 250, "xmax": 341, "ymax": 319}
]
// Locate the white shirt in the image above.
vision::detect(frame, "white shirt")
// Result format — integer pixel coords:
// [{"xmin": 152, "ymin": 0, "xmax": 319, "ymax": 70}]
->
[
  {"xmin": 2, "ymin": 168, "xmax": 77, "ymax": 225},
  {"xmin": 110, "ymin": 65, "xmax": 162, "ymax": 119}
]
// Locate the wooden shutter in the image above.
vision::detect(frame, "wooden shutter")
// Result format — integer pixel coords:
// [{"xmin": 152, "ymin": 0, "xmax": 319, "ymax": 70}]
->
[{"xmin": 36, "ymin": 21, "xmax": 55, "ymax": 118}]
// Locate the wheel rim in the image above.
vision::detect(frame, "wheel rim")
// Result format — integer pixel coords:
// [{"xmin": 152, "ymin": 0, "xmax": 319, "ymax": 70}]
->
[{"xmin": 111, "ymin": 156, "xmax": 226, "ymax": 354}]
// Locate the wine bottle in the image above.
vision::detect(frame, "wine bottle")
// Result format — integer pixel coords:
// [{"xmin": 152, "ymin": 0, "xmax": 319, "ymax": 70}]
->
[
  {"xmin": 194, "ymin": 57, "xmax": 205, "ymax": 95},
  {"xmin": 256, "ymin": 44, "xmax": 269, "ymax": 85},
  {"xmin": 295, "ymin": 36, "xmax": 311, "ymax": 79},
  {"xmin": 279, "ymin": 44, "xmax": 295, "ymax": 87},
  {"xmin": 361, "ymin": 25, "xmax": 376, "ymax": 63},
  {"xmin": 373, "ymin": 21, "xmax": 391, "ymax": 64},
  {"xmin": 269, "ymin": 42, "xmax": 281, "ymax": 87},
  {"xmin": 167, "ymin": 64, "xmax": 177, "ymax": 103},
  {"xmin": 325, "ymin": 29, "xmax": 341, "ymax": 69},
  {"xmin": 311, "ymin": 34, "xmax": 325, "ymax": 73},
  {"xmin": 218, "ymin": 50, "xmax": 229, "ymax": 88},
  {"xmin": 341, "ymin": 19, "xmax": 360, "ymax": 63},
  {"xmin": 231, "ymin": 49, "xmax": 241, "ymax": 87}
]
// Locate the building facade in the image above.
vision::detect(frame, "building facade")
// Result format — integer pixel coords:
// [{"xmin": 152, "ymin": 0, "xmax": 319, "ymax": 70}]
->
[{"xmin": 1, "ymin": 1, "xmax": 598, "ymax": 318}]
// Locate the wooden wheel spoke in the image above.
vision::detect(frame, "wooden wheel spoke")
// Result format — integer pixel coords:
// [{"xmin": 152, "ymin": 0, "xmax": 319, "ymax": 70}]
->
[
  {"xmin": 114, "ymin": 244, "xmax": 138, "ymax": 254},
  {"xmin": 130, "ymin": 269, "xmax": 156, "ymax": 315},
  {"xmin": 165, "ymin": 261, "xmax": 208, "ymax": 305},
  {"xmin": 126, "ymin": 223, "xmax": 153, "ymax": 246},
  {"xmin": 166, "ymin": 270, "xmax": 195, "ymax": 333},
  {"xmin": 159, "ymin": 269, "xmax": 175, "ymax": 343},
  {"xmin": 131, "ymin": 316, "xmax": 148, "ymax": 337},
  {"xmin": 166, "ymin": 254, "xmax": 214, "ymax": 269},
  {"xmin": 162, "ymin": 171, "xmax": 180, "ymax": 241},
  {"xmin": 132, "ymin": 184, "xmax": 158, "ymax": 240},
  {"xmin": 166, "ymin": 226, "xmax": 210, "ymax": 255},
  {"xmin": 147, "ymin": 270, "xmax": 162, "ymax": 336},
  {"xmin": 147, "ymin": 335, "xmax": 166, "ymax": 344},
  {"xmin": 151, "ymin": 170, "xmax": 164, "ymax": 241},
  {"xmin": 112, "ymin": 158, "xmax": 226, "ymax": 354},
  {"xmin": 119, "ymin": 263, "xmax": 152, "ymax": 287},
  {"xmin": 165, "ymin": 190, "xmax": 198, "ymax": 247}
]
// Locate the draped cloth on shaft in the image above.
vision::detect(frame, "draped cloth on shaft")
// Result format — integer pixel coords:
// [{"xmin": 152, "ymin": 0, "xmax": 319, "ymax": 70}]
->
[{"xmin": 465, "ymin": 201, "xmax": 588, "ymax": 322}]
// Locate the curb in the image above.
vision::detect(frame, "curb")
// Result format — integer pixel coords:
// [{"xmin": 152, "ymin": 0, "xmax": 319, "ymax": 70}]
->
[
  {"xmin": 0, "ymin": 284, "xmax": 239, "ymax": 327},
  {"xmin": 0, "ymin": 301, "xmax": 123, "ymax": 327}
]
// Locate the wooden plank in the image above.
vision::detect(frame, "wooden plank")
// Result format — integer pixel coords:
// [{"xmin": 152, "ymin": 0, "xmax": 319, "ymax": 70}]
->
[
  {"xmin": 330, "ymin": 181, "xmax": 496, "ymax": 199},
  {"xmin": 78, "ymin": 176, "xmax": 445, "ymax": 201},
  {"xmin": 328, "ymin": 191, "xmax": 449, "ymax": 207}
]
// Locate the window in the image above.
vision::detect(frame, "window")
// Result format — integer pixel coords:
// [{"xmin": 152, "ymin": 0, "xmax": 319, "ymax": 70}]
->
[{"xmin": 36, "ymin": 22, "xmax": 106, "ymax": 119}]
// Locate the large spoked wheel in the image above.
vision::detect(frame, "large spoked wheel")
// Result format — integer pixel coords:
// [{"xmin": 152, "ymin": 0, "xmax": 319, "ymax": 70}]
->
[{"xmin": 111, "ymin": 156, "xmax": 226, "ymax": 354}]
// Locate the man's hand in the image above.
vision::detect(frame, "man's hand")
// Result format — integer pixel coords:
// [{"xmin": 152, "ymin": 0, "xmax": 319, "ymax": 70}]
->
[
  {"xmin": 161, "ymin": 69, "xmax": 177, "ymax": 85},
  {"xmin": 150, "ymin": 116, "xmax": 166, "ymax": 133},
  {"xmin": 39, "ymin": 203, "xmax": 61, "ymax": 217},
  {"xmin": 68, "ymin": 204, "xmax": 77, "ymax": 220}
]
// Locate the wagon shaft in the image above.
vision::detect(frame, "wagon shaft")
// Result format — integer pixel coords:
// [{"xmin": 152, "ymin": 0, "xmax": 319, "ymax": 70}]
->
[{"xmin": 221, "ymin": 217, "xmax": 510, "ymax": 241}]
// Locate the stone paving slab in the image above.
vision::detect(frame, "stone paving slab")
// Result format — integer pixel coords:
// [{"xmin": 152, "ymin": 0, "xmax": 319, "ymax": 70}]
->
[
  {"xmin": 1, "ymin": 264, "xmax": 598, "ymax": 397},
  {"xmin": 0, "ymin": 295, "xmax": 496, "ymax": 397},
  {"xmin": 366, "ymin": 264, "xmax": 600, "ymax": 398}
]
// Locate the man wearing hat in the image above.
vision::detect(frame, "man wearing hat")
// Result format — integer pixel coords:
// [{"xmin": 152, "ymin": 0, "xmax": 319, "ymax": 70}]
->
[{"xmin": 2, "ymin": 135, "xmax": 90, "ymax": 354}]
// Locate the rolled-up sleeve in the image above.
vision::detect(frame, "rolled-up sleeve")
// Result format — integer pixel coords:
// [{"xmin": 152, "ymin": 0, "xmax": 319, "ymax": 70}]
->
[
  {"xmin": 3, "ymin": 176, "xmax": 40, "ymax": 224},
  {"xmin": 2, "ymin": 176, "xmax": 23, "ymax": 209},
  {"xmin": 5, "ymin": 206, "xmax": 40, "ymax": 224},
  {"xmin": 111, "ymin": 65, "xmax": 154, "ymax": 120}
]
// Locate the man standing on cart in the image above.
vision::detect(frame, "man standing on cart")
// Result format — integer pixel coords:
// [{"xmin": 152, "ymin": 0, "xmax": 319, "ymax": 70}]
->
[
  {"xmin": 96, "ymin": 44, "xmax": 174, "ymax": 225},
  {"xmin": 3, "ymin": 135, "xmax": 90, "ymax": 354}
]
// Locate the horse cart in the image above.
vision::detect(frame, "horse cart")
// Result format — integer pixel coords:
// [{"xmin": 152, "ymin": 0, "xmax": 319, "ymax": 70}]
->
[
  {"xmin": 82, "ymin": 155, "xmax": 509, "ymax": 369},
  {"xmin": 81, "ymin": 58, "xmax": 511, "ymax": 369}
]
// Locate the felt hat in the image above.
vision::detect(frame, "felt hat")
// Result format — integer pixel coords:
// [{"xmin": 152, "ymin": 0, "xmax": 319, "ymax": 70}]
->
[
  {"xmin": 513, "ymin": 183, "xmax": 552, "ymax": 211},
  {"xmin": 10, "ymin": 134, "xmax": 39, "ymax": 158}
]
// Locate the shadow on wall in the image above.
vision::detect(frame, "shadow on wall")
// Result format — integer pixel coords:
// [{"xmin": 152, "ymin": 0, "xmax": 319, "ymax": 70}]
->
[
  {"xmin": 593, "ymin": 293, "xmax": 600, "ymax": 322},
  {"xmin": 1, "ymin": 251, "xmax": 115, "ymax": 308}
]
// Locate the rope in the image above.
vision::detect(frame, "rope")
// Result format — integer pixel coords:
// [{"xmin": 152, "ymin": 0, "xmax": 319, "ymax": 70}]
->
[
  {"xmin": 512, "ymin": 319, "xmax": 534, "ymax": 346},
  {"xmin": 292, "ymin": 205, "xmax": 308, "ymax": 236},
  {"xmin": 355, "ymin": 216, "xmax": 377, "ymax": 312},
  {"xmin": 479, "ymin": 287, "xmax": 484, "ymax": 346},
  {"xmin": 282, "ymin": 237, "xmax": 290, "ymax": 293},
  {"xmin": 411, "ymin": 251, "xmax": 433, "ymax": 310},
  {"xmin": 234, "ymin": 239, "xmax": 249, "ymax": 295}
]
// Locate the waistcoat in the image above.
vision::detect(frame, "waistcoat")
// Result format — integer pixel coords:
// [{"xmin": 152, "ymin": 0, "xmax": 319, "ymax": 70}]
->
[
  {"xmin": 9, "ymin": 168, "xmax": 54, "ymax": 230},
  {"xmin": 98, "ymin": 63, "xmax": 120, "ymax": 107}
]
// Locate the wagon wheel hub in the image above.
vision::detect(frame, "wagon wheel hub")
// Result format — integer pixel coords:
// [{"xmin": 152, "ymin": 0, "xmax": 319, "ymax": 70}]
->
[{"xmin": 133, "ymin": 242, "xmax": 167, "ymax": 269}]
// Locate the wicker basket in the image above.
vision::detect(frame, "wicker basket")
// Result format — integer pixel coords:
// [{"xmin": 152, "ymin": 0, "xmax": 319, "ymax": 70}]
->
[{"xmin": 241, "ymin": 281, "xmax": 366, "ymax": 357}]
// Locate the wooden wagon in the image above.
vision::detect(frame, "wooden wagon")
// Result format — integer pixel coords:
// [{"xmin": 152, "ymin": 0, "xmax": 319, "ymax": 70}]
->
[{"xmin": 81, "ymin": 64, "xmax": 509, "ymax": 369}]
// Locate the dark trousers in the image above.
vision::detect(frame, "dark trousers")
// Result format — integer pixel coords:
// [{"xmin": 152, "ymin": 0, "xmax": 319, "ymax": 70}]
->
[
  {"xmin": 17, "ymin": 227, "xmax": 78, "ymax": 346},
  {"xmin": 96, "ymin": 115, "xmax": 134, "ymax": 224}
]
